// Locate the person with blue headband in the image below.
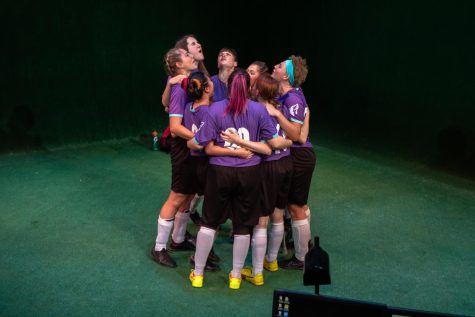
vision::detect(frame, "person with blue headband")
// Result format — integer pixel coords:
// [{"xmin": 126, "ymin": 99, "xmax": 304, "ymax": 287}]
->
[{"xmin": 264, "ymin": 55, "xmax": 316, "ymax": 270}]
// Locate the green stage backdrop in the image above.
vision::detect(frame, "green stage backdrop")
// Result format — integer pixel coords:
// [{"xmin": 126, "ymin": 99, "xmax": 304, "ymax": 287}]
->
[{"xmin": 1, "ymin": 0, "xmax": 474, "ymax": 174}]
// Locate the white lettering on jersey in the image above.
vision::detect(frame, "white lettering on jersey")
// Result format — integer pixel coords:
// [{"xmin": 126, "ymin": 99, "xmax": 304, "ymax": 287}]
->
[
  {"xmin": 191, "ymin": 121, "xmax": 205, "ymax": 134},
  {"xmin": 289, "ymin": 104, "xmax": 300, "ymax": 117},
  {"xmin": 274, "ymin": 124, "xmax": 288, "ymax": 155}
]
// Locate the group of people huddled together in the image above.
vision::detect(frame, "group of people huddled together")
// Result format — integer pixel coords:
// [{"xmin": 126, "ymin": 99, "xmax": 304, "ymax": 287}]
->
[{"xmin": 151, "ymin": 34, "xmax": 316, "ymax": 290}]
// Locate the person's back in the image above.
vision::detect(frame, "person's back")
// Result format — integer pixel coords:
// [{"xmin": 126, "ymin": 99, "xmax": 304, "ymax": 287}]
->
[
  {"xmin": 189, "ymin": 68, "xmax": 277, "ymax": 290},
  {"xmin": 200, "ymin": 98, "xmax": 275, "ymax": 167}
]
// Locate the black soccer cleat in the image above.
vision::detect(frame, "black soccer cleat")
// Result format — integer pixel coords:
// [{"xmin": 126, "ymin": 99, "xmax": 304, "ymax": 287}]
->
[
  {"xmin": 169, "ymin": 238, "xmax": 196, "ymax": 251},
  {"xmin": 279, "ymin": 255, "xmax": 304, "ymax": 270},
  {"xmin": 150, "ymin": 247, "xmax": 177, "ymax": 268}
]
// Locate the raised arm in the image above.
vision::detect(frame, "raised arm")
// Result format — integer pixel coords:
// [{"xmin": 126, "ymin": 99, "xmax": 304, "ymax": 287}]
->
[{"xmin": 162, "ymin": 75, "xmax": 186, "ymax": 112}]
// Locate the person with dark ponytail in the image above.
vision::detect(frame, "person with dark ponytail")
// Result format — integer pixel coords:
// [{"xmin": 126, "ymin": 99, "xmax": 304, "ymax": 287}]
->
[
  {"xmin": 150, "ymin": 48, "xmax": 198, "ymax": 269},
  {"xmin": 187, "ymin": 68, "xmax": 289, "ymax": 290},
  {"xmin": 265, "ymin": 55, "xmax": 315, "ymax": 270},
  {"xmin": 182, "ymin": 72, "xmax": 213, "ymax": 235},
  {"xmin": 161, "ymin": 35, "xmax": 210, "ymax": 227}
]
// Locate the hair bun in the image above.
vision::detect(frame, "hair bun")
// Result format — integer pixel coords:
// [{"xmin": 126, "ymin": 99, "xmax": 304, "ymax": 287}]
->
[{"xmin": 192, "ymin": 78, "xmax": 202, "ymax": 90}]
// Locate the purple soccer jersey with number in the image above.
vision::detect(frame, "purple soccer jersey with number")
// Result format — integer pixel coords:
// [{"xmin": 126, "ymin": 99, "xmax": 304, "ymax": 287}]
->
[
  {"xmin": 183, "ymin": 102, "xmax": 209, "ymax": 156},
  {"xmin": 194, "ymin": 99, "xmax": 278, "ymax": 167}
]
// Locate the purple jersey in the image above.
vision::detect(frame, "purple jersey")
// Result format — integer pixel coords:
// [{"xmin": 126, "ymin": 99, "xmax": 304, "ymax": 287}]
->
[
  {"xmin": 295, "ymin": 86, "xmax": 308, "ymax": 105},
  {"xmin": 210, "ymin": 75, "xmax": 228, "ymax": 102},
  {"xmin": 183, "ymin": 102, "xmax": 209, "ymax": 157},
  {"xmin": 168, "ymin": 83, "xmax": 190, "ymax": 118},
  {"xmin": 194, "ymin": 99, "xmax": 278, "ymax": 167},
  {"xmin": 262, "ymin": 104, "xmax": 291, "ymax": 162},
  {"xmin": 278, "ymin": 88, "xmax": 312, "ymax": 148}
]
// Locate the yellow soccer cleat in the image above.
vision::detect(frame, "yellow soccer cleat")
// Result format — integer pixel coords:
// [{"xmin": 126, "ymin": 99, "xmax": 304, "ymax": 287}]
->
[
  {"xmin": 263, "ymin": 258, "xmax": 279, "ymax": 272},
  {"xmin": 228, "ymin": 273, "xmax": 242, "ymax": 290},
  {"xmin": 189, "ymin": 270, "xmax": 204, "ymax": 288},
  {"xmin": 241, "ymin": 267, "xmax": 264, "ymax": 286}
]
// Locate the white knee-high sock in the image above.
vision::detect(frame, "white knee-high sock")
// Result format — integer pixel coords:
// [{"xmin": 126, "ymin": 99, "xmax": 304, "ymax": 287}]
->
[
  {"xmin": 155, "ymin": 216, "xmax": 174, "ymax": 251},
  {"xmin": 171, "ymin": 211, "xmax": 190, "ymax": 243},
  {"xmin": 291, "ymin": 219, "xmax": 310, "ymax": 261},
  {"xmin": 231, "ymin": 234, "xmax": 250, "ymax": 278},
  {"xmin": 194, "ymin": 227, "xmax": 216, "ymax": 276},
  {"xmin": 251, "ymin": 228, "xmax": 267, "ymax": 275},
  {"xmin": 266, "ymin": 222, "xmax": 284, "ymax": 262},
  {"xmin": 305, "ymin": 207, "xmax": 312, "ymax": 237}
]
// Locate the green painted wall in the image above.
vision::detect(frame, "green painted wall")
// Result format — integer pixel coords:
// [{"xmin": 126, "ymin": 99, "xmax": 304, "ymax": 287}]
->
[
  {"xmin": 1, "ymin": 1, "xmax": 177, "ymax": 148},
  {"xmin": 313, "ymin": 1, "xmax": 475, "ymax": 174},
  {"xmin": 1, "ymin": 1, "xmax": 474, "ymax": 174}
]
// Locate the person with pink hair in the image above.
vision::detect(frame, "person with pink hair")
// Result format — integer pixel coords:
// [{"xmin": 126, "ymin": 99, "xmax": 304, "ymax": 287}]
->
[{"xmin": 187, "ymin": 68, "xmax": 289, "ymax": 289}]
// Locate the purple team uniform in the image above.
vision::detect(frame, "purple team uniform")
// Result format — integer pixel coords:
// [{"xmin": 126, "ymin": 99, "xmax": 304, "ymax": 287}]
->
[
  {"xmin": 260, "ymin": 105, "xmax": 294, "ymax": 216},
  {"xmin": 194, "ymin": 99, "xmax": 278, "ymax": 167},
  {"xmin": 210, "ymin": 75, "xmax": 228, "ymax": 102},
  {"xmin": 279, "ymin": 88, "xmax": 316, "ymax": 206},
  {"xmin": 194, "ymin": 99, "xmax": 278, "ymax": 233},
  {"xmin": 183, "ymin": 102, "xmax": 209, "ymax": 195},
  {"xmin": 262, "ymin": 105, "xmax": 291, "ymax": 162},
  {"xmin": 183, "ymin": 102, "xmax": 209, "ymax": 157},
  {"xmin": 168, "ymin": 84, "xmax": 195, "ymax": 194},
  {"xmin": 278, "ymin": 88, "xmax": 312, "ymax": 148}
]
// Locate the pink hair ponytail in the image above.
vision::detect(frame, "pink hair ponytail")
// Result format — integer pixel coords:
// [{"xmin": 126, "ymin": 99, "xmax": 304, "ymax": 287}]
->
[{"xmin": 225, "ymin": 68, "xmax": 250, "ymax": 117}]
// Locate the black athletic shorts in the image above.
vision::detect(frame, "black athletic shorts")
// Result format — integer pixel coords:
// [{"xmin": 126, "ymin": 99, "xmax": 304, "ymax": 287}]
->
[
  {"xmin": 260, "ymin": 155, "xmax": 293, "ymax": 216},
  {"xmin": 202, "ymin": 164, "xmax": 261, "ymax": 229},
  {"xmin": 170, "ymin": 137, "xmax": 195, "ymax": 195},
  {"xmin": 190, "ymin": 155, "xmax": 208, "ymax": 196},
  {"xmin": 288, "ymin": 147, "xmax": 316, "ymax": 205}
]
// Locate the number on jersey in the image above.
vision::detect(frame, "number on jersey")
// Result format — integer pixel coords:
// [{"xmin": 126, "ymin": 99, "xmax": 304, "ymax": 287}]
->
[{"xmin": 223, "ymin": 127, "xmax": 250, "ymax": 150}]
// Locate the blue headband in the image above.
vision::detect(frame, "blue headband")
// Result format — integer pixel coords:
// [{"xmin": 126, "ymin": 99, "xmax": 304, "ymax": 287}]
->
[{"xmin": 285, "ymin": 59, "xmax": 295, "ymax": 87}]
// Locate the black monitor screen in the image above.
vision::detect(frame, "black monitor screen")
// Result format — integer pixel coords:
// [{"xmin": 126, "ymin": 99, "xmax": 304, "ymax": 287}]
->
[
  {"xmin": 272, "ymin": 289, "xmax": 469, "ymax": 317},
  {"xmin": 272, "ymin": 289, "xmax": 390, "ymax": 317}
]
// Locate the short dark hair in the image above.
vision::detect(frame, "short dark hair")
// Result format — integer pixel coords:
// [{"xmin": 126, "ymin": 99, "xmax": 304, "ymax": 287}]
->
[{"xmin": 219, "ymin": 48, "xmax": 238, "ymax": 62}]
